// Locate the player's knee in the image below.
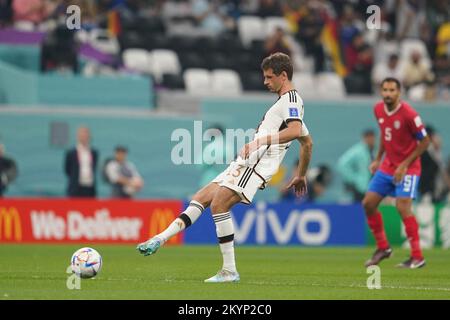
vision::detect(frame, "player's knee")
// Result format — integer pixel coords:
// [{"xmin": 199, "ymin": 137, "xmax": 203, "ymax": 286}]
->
[
  {"xmin": 395, "ymin": 200, "xmax": 411, "ymax": 216},
  {"xmin": 362, "ymin": 197, "xmax": 376, "ymax": 215},
  {"xmin": 191, "ymin": 189, "xmax": 213, "ymax": 209},
  {"xmin": 191, "ymin": 193, "xmax": 210, "ymax": 209}
]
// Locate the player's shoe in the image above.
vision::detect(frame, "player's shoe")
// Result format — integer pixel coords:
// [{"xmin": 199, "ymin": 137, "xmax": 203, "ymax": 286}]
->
[
  {"xmin": 136, "ymin": 237, "xmax": 162, "ymax": 256},
  {"xmin": 396, "ymin": 257, "xmax": 426, "ymax": 269},
  {"xmin": 204, "ymin": 269, "xmax": 240, "ymax": 283},
  {"xmin": 364, "ymin": 247, "xmax": 393, "ymax": 267}
]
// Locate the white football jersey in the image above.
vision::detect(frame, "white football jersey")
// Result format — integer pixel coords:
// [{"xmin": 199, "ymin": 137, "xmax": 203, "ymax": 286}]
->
[
  {"xmin": 213, "ymin": 89, "xmax": 310, "ymax": 204},
  {"xmin": 254, "ymin": 89, "xmax": 309, "ymax": 155}
]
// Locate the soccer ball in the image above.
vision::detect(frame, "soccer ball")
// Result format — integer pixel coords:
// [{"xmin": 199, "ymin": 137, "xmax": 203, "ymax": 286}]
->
[{"xmin": 70, "ymin": 247, "xmax": 102, "ymax": 279}]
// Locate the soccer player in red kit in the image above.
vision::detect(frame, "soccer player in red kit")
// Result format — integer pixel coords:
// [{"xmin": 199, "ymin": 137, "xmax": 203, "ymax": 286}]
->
[{"xmin": 363, "ymin": 77, "xmax": 430, "ymax": 269}]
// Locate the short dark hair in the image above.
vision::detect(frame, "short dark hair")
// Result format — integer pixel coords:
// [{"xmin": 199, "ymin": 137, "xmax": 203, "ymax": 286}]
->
[
  {"xmin": 381, "ymin": 77, "xmax": 401, "ymax": 90},
  {"xmin": 362, "ymin": 129, "xmax": 375, "ymax": 137},
  {"xmin": 115, "ymin": 145, "xmax": 128, "ymax": 152},
  {"xmin": 261, "ymin": 52, "xmax": 293, "ymax": 80}
]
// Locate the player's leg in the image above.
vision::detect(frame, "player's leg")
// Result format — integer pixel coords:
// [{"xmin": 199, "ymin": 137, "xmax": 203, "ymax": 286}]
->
[
  {"xmin": 362, "ymin": 171, "xmax": 394, "ymax": 266},
  {"xmin": 395, "ymin": 197, "xmax": 425, "ymax": 268},
  {"xmin": 363, "ymin": 191, "xmax": 390, "ymax": 251},
  {"xmin": 137, "ymin": 182, "xmax": 220, "ymax": 256},
  {"xmin": 204, "ymin": 186, "xmax": 242, "ymax": 283}
]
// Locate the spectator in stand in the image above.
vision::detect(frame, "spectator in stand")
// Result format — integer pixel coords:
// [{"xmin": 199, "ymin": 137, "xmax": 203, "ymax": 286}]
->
[
  {"xmin": 436, "ymin": 20, "xmax": 450, "ymax": 57},
  {"xmin": 0, "ymin": 0, "xmax": 13, "ymax": 27},
  {"xmin": 402, "ymin": 50, "xmax": 434, "ymax": 90},
  {"xmin": 40, "ymin": 24, "xmax": 79, "ymax": 74},
  {"xmin": 372, "ymin": 53, "xmax": 404, "ymax": 87},
  {"xmin": 264, "ymin": 27, "xmax": 291, "ymax": 56},
  {"xmin": 424, "ymin": 1, "xmax": 450, "ymax": 59},
  {"xmin": 0, "ymin": 143, "xmax": 18, "ymax": 197},
  {"xmin": 104, "ymin": 145, "xmax": 144, "ymax": 198},
  {"xmin": 344, "ymin": 33, "xmax": 374, "ymax": 94},
  {"xmin": 256, "ymin": 0, "xmax": 283, "ymax": 17},
  {"xmin": 396, "ymin": 0, "xmax": 426, "ymax": 41},
  {"xmin": 296, "ymin": 3, "xmax": 326, "ymax": 73},
  {"xmin": 339, "ymin": 4, "xmax": 362, "ymax": 55},
  {"xmin": 64, "ymin": 126, "xmax": 98, "ymax": 198},
  {"xmin": 12, "ymin": 0, "xmax": 57, "ymax": 25},
  {"xmin": 192, "ymin": 0, "xmax": 235, "ymax": 35}
]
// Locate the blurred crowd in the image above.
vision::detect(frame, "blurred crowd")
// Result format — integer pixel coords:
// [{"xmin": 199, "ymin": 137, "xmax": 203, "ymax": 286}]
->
[{"xmin": 0, "ymin": 0, "xmax": 449, "ymax": 99}]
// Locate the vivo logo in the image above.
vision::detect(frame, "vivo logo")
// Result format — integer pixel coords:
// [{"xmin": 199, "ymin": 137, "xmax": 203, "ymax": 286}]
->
[{"xmin": 233, "ymin": 202, "xmax": 331, "ymax": 245}]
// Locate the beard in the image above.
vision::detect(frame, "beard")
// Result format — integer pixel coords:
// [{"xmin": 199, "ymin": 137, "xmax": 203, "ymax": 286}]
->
[{"xmin": 383, "ymin": 97, "xmax": 394, "ymax": 107}]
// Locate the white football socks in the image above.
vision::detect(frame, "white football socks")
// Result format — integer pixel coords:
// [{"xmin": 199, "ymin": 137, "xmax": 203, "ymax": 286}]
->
[
  {"xmin": 156, "ymin": 200, "xmax": 204, "ymax": 244},
  {"xmin": 213, "ymin": 212, "xmax": 237, "ymax": 273}
]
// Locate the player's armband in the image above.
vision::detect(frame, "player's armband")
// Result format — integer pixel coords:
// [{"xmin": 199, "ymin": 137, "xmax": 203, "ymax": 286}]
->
[{"xmin": 415, "ymin": 128, "xmax": 427, "ymax": 140}]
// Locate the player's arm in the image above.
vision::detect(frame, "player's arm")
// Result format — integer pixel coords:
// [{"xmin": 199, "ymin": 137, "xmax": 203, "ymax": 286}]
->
[
  {"xmin": 285, "ymin": 134, "xmax": 313, "ymax": 196},
  {"xmin": 240, "ymin": 120, "xmax": 302, "ymax": 158},
  {"xmin": 393, "ymin": 135, "xmax": 430, "ymax": 183}
]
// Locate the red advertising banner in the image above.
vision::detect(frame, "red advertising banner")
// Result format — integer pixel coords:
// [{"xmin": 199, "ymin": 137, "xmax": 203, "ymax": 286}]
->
[{"xmin": 0, "ymin": 199, "xmax": 184, "ymax": 244}]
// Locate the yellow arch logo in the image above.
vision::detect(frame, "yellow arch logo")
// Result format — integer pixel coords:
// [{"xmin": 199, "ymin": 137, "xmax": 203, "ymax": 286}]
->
[{"xmin": 0, "ymin": 207, "xmax": 22, "ymax": 241}]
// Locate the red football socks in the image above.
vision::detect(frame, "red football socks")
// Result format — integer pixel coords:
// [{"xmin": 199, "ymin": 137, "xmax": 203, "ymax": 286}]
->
[
  {"xmin": 403, "ymin": 215, "xmax": 423, "ymax": 260},
  {"xmin": 367, "ymin": 211, "xmax": 390, "ymax": 250}
]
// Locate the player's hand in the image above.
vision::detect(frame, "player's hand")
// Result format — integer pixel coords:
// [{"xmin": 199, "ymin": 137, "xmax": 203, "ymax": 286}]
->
[
  {"xmin": 393, "ymin": 164, "xmax": 407, "ymax": 184},
  {"xmin": 285, "ymin": 176, "xmax": 308, "ymax": 197},
  {"xmin": 239, "ymin": 140, "xmax": 259, "ymax": 159},
  {"xmin": 369, "ymin": 160, "xmax": 381, "ymax": 174}
]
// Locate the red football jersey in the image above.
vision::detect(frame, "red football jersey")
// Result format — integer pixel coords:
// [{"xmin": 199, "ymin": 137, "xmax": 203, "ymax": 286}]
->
[{"xmin": 374, "ymin": 101, "xmax": 427, "ymax": 175}]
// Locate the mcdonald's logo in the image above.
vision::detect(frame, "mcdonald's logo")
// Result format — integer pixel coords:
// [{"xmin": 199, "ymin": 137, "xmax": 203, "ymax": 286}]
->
[
  {"xmin": 0, "ymin": 207, "xmax": 22, "ymax": 241},
  {"xmin": 149, "ymin": 208, "xmax": 181, "ymax": 245}
]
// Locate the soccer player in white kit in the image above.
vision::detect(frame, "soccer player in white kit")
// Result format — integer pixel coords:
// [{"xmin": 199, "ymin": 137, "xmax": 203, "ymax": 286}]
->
[{"xmin": 137, "ymin": 52, "xmax": 313, "ymax": 283}]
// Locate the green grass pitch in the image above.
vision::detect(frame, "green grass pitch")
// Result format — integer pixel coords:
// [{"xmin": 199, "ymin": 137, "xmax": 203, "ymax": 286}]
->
[{"xmin": 1, "ymin": 244, "xmax": 450, "ymax": 300}]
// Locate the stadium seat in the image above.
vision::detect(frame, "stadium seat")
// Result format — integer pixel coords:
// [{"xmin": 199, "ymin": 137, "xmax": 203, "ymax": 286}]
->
[
  {"xmin": 122, "ymin": 48, "xmax": 152, "ymax": 74},
  {"xmin": 136, "ymin": 16, "xmax": 166, "ymax": 34},
  {"xmin": 89, "ymin": 29, "xmax": 119, "ymax": 55},
  {"xmin": 206, "ymin": 53, "xmax": 233, "ymax": 70},
  {"xmin": 264, "ymin": 16, "xmax": 290, "ymax": 36},
  {"xmin": 240, "ymin": 71, "xmax": 266, "ymax": 91},
  {"xmin": 179, "ymin": 51, "xmax": 208, "ymax": 70},
  {"xmin": 183, "ymin": 68, "xmax": 211, "ymax": 95},
  {"xmin": 149, "ymin": 49, "xmax": 181, "ymax": 83},
  {"xmin": 292, "ymin": 73, "xmax": 316, "ymax": 97},
  {"xmin": 168, "ymin": 35, "xmax": 197, "ymax": 53},
  {"xmin": 216, "ymin": 33, "xmax": 244, "ymax": 54},
  {"xmin": 238, "ymin": 16, "xmax": 266, "ymax": 47},
  {"xmin": 162, "ymin": 73, "xmax": 185, "ymax": 90},
  {"xmin": 161, "ymin": 0, "xmax": 193, "ymax": 19},
  {"xmin": 407, "ymin": 84, "xmax": 426, "ymax": 101},
  {"xmin": 400, "ymin": 39, "xmax": 431, "ymax": 68},
  {"xmin": 211, "ymin": 69, "xmax": 243, "ymax": 95},
  {"xmin": 118, "ymin": 31, "xmax": 146, "ymax": 50},
  {"xmin": 13, "ymin": 20, "xmax": 35, "ymax": 31},
  {"xmin": 316, "ymin": 72, "xmax": 346, "ymax": 98},
  {"xmin": 144, "ymin": 33, "xmax": 171, "ymax": 51}
]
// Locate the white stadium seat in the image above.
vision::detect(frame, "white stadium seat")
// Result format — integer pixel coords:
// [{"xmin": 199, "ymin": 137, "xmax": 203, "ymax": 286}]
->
[
  {"xmin": 238, "ymin": 16, "xmax": 265, "ymax": 47},
  {"xmin": 264, "ymin": 16, "xmax": 290, "ymax": 36},
  {"xmin": 122, "ymin": 49, "xmax": 152, "ymax": 74},
  {"xmin": 149, "ymin": 49, "xmax": 182, "ymax": 83},
  {"xmin": 292, "ymin": 73, "xmax": 316, "ymax": 97},
  {"xmin": 183, "ymin": 68, "xmax": 211, "ymax": 95},
  {"xmin": 211, "ymin": 69, "xmax": 243, "ymax": 95},
  {"xmin": 316, "ymin": 72, "xmax": 346, "ymax": 98}
]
